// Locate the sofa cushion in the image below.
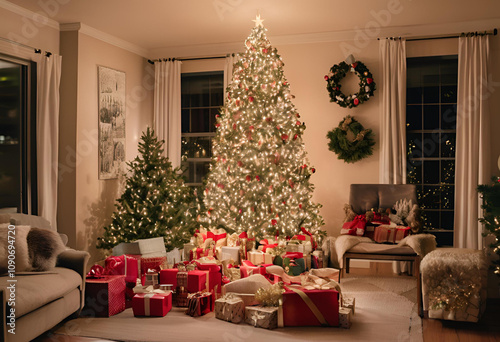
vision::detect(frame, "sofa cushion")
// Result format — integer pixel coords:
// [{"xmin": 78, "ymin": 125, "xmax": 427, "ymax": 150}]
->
[{"xmin": 0, "ymin": 267, "xmax": 82, "ymax": 317}]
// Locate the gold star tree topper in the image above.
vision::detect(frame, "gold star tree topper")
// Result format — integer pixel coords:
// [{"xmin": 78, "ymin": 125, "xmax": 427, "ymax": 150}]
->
[{"xmin": 253, "ymin": 14, "xmax": 264, "ymax": 27}]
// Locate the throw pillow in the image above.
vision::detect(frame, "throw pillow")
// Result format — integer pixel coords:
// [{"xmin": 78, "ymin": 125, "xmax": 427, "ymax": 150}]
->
[
  {"xmin": 0, "ymin": 224, "xmax": 31, "ymax": 274},
  {"xmin": 27, "ymin": 227, "xmax": 66, "ymax": 271}
]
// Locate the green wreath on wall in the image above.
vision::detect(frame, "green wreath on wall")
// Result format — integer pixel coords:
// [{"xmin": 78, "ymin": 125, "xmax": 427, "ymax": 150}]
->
[
  {"xmin": 324, "ymin": 60, "xmax": 376, "ymax": 108},
  {"xmin": 327, "ymin": 115, "xmax": 375, "ymax": 163}
]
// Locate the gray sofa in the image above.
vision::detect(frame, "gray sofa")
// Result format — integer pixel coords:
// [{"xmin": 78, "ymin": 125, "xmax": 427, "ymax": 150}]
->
[{"xmin": 0, "ymin": 214, "xmax": 89, "ymax": 342}]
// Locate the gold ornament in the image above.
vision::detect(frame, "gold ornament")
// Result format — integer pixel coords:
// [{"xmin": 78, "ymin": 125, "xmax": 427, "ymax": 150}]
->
[{"xmin": 255, "ymin": 282, "xmax": 285, "ymax": 306}]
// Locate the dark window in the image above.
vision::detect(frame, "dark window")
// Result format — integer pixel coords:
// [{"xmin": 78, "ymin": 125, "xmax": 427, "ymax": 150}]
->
[
  {"xmin": 0, "ymin": 55, "xmax": 37, "ymax": 214},
  {"xmin": 181, "ymin": 71, "xmax": 223, "ymax": 186},
  {"xmin": 406, "ymin": 55, "xmax": 457, "ymax": 246}
]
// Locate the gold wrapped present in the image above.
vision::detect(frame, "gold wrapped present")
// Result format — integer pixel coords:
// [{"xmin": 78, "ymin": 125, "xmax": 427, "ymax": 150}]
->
[
  {"xmin": 245, "ymin": 306, "xmax": 279, "ymax": 330},
  {"xmin": 215, "ymin": 293, "xmax": 245, "ymax": 324},
  {"xmin": 339, "ymin": 307, "xmax": 352, "ymax": 329}
]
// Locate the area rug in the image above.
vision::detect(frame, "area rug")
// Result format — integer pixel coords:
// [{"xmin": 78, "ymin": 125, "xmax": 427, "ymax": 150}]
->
[{"xmin": 54, "ymin": 275, "xmax": 422, "ymax": 342}]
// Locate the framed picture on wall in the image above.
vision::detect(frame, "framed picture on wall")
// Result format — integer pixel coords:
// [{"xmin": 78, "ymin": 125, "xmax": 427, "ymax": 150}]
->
[{"xmin": 98, "ymin": 65, "xmax": 126, "ymax": 180}]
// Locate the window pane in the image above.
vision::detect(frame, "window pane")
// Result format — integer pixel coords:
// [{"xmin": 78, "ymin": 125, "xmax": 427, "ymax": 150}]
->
[
  {"xmin": 407, "ymin": 132, "xmax": 422, "ymax": 159},
  {"xmin": 210, "ymin": 75, "xmax": 223, "ymax": 106},
  {"xmin": 423, "ymin": 161, "xmax": 440, "ymax": 184},
  {"xmin": 407, "ymin": 159, "xmax": 422, "ymax": 184},
  {"xmin": 441, "ymin": 104, "xmax": 456, "ymax": 130},
  {"xmin": 441, "ymin": 185, "xmax": 454, "ymax": 210},
  {"xmin": 423, "ymin": 86, "xmax": 439, "ymax": 103},
  {"xmin": 181, "ymin": 136, "xmax": 212, "ymax": 159},
  {"xmin": 190, "ymin": 108, "xmax": 210, "ymax": 132},
  {"xmin": 441, "ymin": 160, "xmax": 455, "ymax": 184},
  {"xmin": 181, "ymin": 109, "xmax": 190, "ymax": 133},
  {"xmin": 441, "ymin": 211, "xmax": 454, "ymax": 230},
  {"xmin": 209, "ymin": 108, "xmax": 220, "ymax": 133},
  {"xmin": 423, "ymin": 105, "xmax": 439, "ymax": 130},
  {"xmin": 441, "ymin": 133, "xmax": 456, "ymax": 158},
  {"xmin": 441, "ymin": 85, "xmax": 457, "ymax": 103},
  {"xmin": 406, "ymin": 105, "xmax": 422, "ymax": 130},
  {"xmin": 424, "ymin": 210, "xmax": 440, "ymax": 229},
  {"xmin": 422, "ymin": 133, "xmax": 439, "ymax": 158},
  {"xmin": 407, "ymin": 87, "xmax": 422, "ymax": 104},
  {"xmin": 189, "ymin": 77, "xmax": 210, "ymax": 107}
]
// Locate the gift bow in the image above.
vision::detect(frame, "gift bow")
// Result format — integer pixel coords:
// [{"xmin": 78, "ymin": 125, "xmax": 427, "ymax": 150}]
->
[
  {"xmin": 250, "ymin": 310, "xmax": 266, "ymax": 327},
  {"xmin": 207, "ymin": 230, "xmax": 227, "ymax": 242},
  {"xmin": 86, "ymin": 264, "xmax": 105, "ymax": 278},
  {"xmin": 283, "ymin": 252, "xmax": 303, "ymax": 259}
]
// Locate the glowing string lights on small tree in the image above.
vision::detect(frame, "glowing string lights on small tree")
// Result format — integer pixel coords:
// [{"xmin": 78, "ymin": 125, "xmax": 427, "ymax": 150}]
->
[
  {"xmin": 478, "ymin": 175, "xmax": 500, "ymax": 277},
  {"xmin": 97, "ymin": 127, "xmax": 196, "ymax": 251},
  {"xmin": 202, "ymin": 16, "xmax": 325, "ymax": 241}
]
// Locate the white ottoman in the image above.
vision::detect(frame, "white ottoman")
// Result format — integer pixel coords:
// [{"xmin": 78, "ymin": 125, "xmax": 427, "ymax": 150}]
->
[{"xmin": 420, "ymin": 248, "xmax": 487, "ymax": 322}]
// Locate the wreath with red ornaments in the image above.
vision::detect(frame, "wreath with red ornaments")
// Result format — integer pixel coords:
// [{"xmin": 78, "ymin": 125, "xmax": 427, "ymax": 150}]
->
[{"xmin": 324, "ymin": 56, "xmax": 376, "ymax": 108}]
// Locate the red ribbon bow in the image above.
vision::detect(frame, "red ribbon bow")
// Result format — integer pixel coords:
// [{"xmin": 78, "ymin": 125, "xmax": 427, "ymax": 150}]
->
[{"xmin": 86, "ymin": 264, "xmax": 105, "ymax": 278}]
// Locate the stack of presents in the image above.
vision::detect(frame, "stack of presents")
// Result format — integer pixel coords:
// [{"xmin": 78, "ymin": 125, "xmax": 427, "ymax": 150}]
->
[{"xmin": 84, "ymin": 228, "xmax": 355, "ymax": 329}]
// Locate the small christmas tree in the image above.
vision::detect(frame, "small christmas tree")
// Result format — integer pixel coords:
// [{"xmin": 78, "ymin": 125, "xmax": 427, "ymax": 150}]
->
[
  {"xmin": 202, "ymin": 16, "xmax": 325, "ymax": 240},
  {"xmin": 97, "ymin": 127, "xmax": 195, "ymax": 251},
  {"xmin": 478, "ymin": 176, "xmax": 500, "ymax": 277}
]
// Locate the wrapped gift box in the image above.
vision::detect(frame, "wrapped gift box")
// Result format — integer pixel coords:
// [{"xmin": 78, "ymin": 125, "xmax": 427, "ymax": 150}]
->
[
  {"xmin": 245, "ymin": 306, "xmax": 279, "ymax": 329},
  {"xmin": 175, "ymin": 287, "xmax": 189, "ymax": 307},
  {"xmin": 187, "ymin": 270, "xmax": 207, "ymax": 293},
  {"xmin": 215, "ymin": 294, "xmax": 245, "ymax": 323},
  {"xmin": 104, "ymin": 254, "xmax": 140, "ymax": 283},
  {"xmin": 183, "ymin": 243, "xmax": 195, "ymax": 261},
  {"xmin": 342, "ymin": 296, "xmax": 355, "ymax": 314},
  {"xmin": 141, "ymin": 256, "xmax": 167, "ymax": 274},
  {"xmin": 373, "ymin": 225, "xmax": 410, "ymax": 243},
  {"xmin": 311, "ymin": 250, "xmax": 323, "ymax": 269},
  {"xmin": 282, "ymin": 288, "xmax": 339, "ymax": 326},
  {"xmin": 177, "ymin": 271, "xmax": 188, "ymax": 289},
  {"xmin": 159, "ymin": 269, "xmax": 178, "ymax": 288},
  {"xmin": 220, "ymin": 246, "xmax": 240, "ymax": 264},
  {"xmin": 339, "ymin": 307, "xmax": 352, "ymax": 328},
  {"xmin": 84, "ymin": 275, "xmax": 126, "ymax": 317},
  {"xmin": 248, "ymin": 250, "xmax": 274, "ymax": 265},
  {"xmin": 132, "ymin": 292, "xmax": 172, "ymax": 317},
  {"xmin": 186, "ymin": 291, "xmax": 215, "ymax": 317},
  {"xmin": 394, "ymin": 226, "xmax": 410, "ymax": 243},
  {"xmin": 240, "ymin": 261, "xmax": 268, "ymax": 278}
]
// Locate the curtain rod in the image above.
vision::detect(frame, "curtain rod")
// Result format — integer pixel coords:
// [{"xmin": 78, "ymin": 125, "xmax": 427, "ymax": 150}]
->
[
  {"xmin": 0, "ymin": 36, "xmax": 53, "ymax": 57},
  {"xmin": 148, "ymin": 53, "xmax": 236, "ymax": 65},
  {"xmin": 378, "ymin": 28, "xmax": 497, "ymax": 41}
]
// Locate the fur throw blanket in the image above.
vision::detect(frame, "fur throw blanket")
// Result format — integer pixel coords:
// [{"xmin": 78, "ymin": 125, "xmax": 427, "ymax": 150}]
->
[
  {"xmin": 0, "ymin": 224, "xmax": 66, "ymax": 274},
  {"xmin": 325, "ymin": 234, "xmax": 437, "ymax": 269},
  {"xmin": 397, "ymin": 233, "xmax": 437, "ymax": 257}
]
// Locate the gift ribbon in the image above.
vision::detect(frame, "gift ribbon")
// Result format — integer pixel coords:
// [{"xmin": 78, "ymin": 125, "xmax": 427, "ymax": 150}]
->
[
  {"xmin": 283, "ymin": 252, "xmax": 303, "ymax": 259},
  {"xmin": 144, "ymin": 293, "xmax": 155, "ymax": 316},
  {"xmin": 207, "ymin": 231, "xmax": 227, "ymax": 242},
  {"xmin": 86, "ymin": 264, "xmax": 105, "ymax": 278},
  {"xmin": 250, "ymin": 310, "xmax": 266, "ymax": 327},
  {"xmin": 300, "ymin": 227, "xmax": 318, "ymax": 249},
  {"xmin": 286, "ymin": 286, "xmax": 330, "ymax": 326}
]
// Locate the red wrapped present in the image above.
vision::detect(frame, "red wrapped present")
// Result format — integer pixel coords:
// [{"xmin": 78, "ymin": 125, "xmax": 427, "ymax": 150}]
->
[
  {"xmin": 341, "ymin": 215, "xmax": 367, "ymax": 236},
  {"xmin": 104, "ymin": 255, "xmax": 140, "ymax": 283},
  {"xmin": 395, "ymin": 226, "xmax": 410, "ymax": 243},
  {"xmin": 282, "ymin": 287, "xmax": 339, "ymax": 327},
  {"xmin": 186, "ymin": 291, "xmax": 215, "ymax": 317},
  {"xmin": 373, "ymin": 225, "xmax": 396, "ymax": 243},
  {"xmin": 132, "ymin": 292, "xmax": 172, "ymax": 317},
  {"xmin": 84, "ymin": 275, "xmax": 126, "ymax": 317},
  {"xmin": 187, "ymin": 270, "xmax": 207, "ymax": 293},
  {"xmin": 140, "ymin": 256, "xmax": 166, "ymax": 275},
  {"xmin": 159, "ymin": 269, "xmax": 178, "ymax": 288},
  {"xmin": 240, "ymin": 260, "xmax": 268, "ymax": 278},
  {"xmin": 291, "ymin": 227, "xmax": 318, "ymax": 249},
  {"xmin": 177, "ymin": 271, "xmax": 188, "ymax": 289}
]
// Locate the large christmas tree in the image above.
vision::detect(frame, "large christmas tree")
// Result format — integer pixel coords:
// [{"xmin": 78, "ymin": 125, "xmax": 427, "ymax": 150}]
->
[
  {"xmin": 97, "ymin": 127, "xmax": 195, "ymax": 251},
  {"xmin": 202, "ymin": 16, "xmax": 324, "ymax": 240}
]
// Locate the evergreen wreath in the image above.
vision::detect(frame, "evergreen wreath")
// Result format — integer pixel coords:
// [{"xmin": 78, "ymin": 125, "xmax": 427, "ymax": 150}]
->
[
  {"xmin": 324, "ymin": 60, "xmax": 376, "ymax": 108},
  {"xmin": 327, "ymin": 115, "xmax": 375, "ymax": 163}
]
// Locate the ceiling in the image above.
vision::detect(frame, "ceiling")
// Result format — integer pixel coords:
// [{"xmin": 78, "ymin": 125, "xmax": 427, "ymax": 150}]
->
[{"xmin": 6, "ymin": 0, "xmax": 500, "ymax": 52}]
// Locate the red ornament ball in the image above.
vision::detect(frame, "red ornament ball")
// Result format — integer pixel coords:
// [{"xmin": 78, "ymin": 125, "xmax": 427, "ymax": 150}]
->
[
  {"xmin": 324, "ymin": 75, "xmax": 329, "ymax": 81},
  {"xmin": 246, "ymin": 175, "xmax": 252, "ymax": 182},
  {"xmin": 248, "ymin": 96, "xmax": 254, "ymax": 102},
  {"xmin": 281, "ymin": 134, "xmax": 289, "ymax": 141},
  {"xmin": 256, "ymin": 175, "xmax": 260, "ymax": 181},
  {"xmin": 271, "ymin": 219, "xmax": 277, "ymax": 226},
  {"xmin": 353, "ymin": 98, "xmax": 359, "ymax": 106},
  {"xmin": 366, "ymin": 78, "xmax": 373, "ymax": 84}
]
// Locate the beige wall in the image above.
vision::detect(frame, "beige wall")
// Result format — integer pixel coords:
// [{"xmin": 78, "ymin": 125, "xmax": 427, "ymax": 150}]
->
[
  {"xmin": 0, "ymin": 6, "xmax": 59, "ymax": 57},
  {"xmin": 58, "ymin": 30, "xmax": 154, "ymax": 264}
]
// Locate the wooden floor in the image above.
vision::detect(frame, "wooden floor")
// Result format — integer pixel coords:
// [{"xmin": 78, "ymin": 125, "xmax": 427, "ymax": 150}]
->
[{"xmin": 35, "ymin": 262, "xmax": 500, "ymax": 342}]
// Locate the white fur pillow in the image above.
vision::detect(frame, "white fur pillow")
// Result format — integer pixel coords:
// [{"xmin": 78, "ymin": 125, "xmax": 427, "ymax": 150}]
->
[
  {"xmin": 0, "ymin": 224, "xmax": 31, "ymax": 274},
  {"xmin": 0, "ymin": 224, "xmax": 66, "ymax": 274}
]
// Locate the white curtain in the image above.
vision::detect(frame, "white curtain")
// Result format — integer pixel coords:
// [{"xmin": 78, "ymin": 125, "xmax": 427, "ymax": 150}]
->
[
  {"xmin": 379, "ymin": 39, "xmax": 408, "ymax": 274},
  {"xmin": 153, "ymin": 60, "xmax": 182, "ymax": 169},
  {"xmin": 36, "ymin": 53, "xmax": 62, "ymax": 230},
  {"xmin": 455, "ymin": 35, "xmax": 491, "ymax": 249},
  {"xmin": 379, "ymin": 38, "xmax": 407, "ymax": 184},
  {"xmin": 224, "ymin": 54, "xmax": 239, "ymax": 103}
]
